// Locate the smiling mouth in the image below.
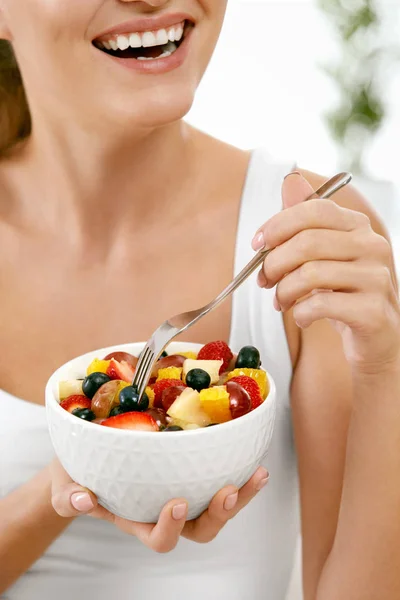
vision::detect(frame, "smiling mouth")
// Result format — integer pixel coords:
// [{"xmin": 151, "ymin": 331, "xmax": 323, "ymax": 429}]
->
[{"xmin": 93, "ymin": 20, "xmax": 193, "ymax": 61}]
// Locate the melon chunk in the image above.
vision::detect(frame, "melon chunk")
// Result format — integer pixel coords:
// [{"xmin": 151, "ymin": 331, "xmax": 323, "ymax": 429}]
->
[
  {"xmin": 59, "ymin": 379, "xmax": 83, "ymax": 400},
  {"xmin": 167, "ymin": 388, "xmax": 211, "ymax": 427},
  {"xmin": 182, "ymin": 359, "xmax": 223, "ymax": 385}
]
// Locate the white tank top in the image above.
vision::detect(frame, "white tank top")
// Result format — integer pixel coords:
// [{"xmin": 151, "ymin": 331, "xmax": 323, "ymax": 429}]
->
[{"xmin": 0, "ymin": 148, "xmax": 299, "ymax": 600}]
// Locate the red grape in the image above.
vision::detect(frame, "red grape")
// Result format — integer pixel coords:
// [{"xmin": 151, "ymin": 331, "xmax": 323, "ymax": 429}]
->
[
  {"xmin": 151, "ymin": 355, "xmax": 186, "ymax": 378},
  {"xmin": 103, "ymin": 351, "xmax": 138, "ymax": 369},
  {"xmin": 146, "ymin": 408, "xmax": 169, "ymax": 429},
  {"xmin": 226, "ymin": 381, "xmax": 251, "ymax": 419},
  {"xmin": 161, "ymin": 385, "xmax": 186, "ymax": 411},
  {"xmin": 91, "ymin": 380, "xmax": 126, "ymax": 419}
]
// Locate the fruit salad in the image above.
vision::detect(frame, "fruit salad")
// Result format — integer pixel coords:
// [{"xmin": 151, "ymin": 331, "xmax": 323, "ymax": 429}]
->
[{"xmin": 58, "ymin": 341, "xmax": 270, "ymax": 432}]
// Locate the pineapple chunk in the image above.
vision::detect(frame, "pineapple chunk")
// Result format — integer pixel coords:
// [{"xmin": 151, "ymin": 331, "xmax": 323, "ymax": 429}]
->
[
  {"xmin": 167, "ymin": 388, "xmax": 211, "ymax": 427},
  {"xmin": 182, "ymin": 359, "xmax": 223, "ymax": 385},
  {"xmin": 86, "ymin": 358, "xmax": 111, "ymax": 376},
  {"xmin": 199, "ymin": 386, "xmax": 232, "ymax": 424},
  {"xmin": 59, "ymin": 379, "xmax": 83, "ymax": 400},
  {"xmin": 156, "ymin": 366, "xmax": 183, "ymax": 382},
  {"xmin": 145, "ymin": 386, "xmax": 155, "ymax": 407},
  {"xmin": 178, "ymin": 351, "xmax": 198, "ymax": 360}
]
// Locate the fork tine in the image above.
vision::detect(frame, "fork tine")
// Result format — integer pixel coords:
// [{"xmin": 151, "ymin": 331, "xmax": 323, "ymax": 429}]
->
[{"xmin": 133, "ymin": 346, "xmax": 154, "ymax": 394}]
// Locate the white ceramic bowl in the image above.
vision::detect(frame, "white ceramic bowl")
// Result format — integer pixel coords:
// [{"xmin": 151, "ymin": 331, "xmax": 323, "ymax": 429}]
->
[{"xmin": 46, "ymin": 341, "xmax": 276, "ymax": 523}]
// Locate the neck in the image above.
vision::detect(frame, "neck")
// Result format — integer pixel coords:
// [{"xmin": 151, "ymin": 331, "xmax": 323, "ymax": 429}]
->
[{"xmin": 6, "ymin": 116, "xmax": 197, "ymax": 235}]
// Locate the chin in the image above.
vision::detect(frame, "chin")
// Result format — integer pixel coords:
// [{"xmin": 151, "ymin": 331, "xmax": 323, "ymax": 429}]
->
[{"xmin": 109, "ymin": 84, "xmax": 196, "ymax": 131}]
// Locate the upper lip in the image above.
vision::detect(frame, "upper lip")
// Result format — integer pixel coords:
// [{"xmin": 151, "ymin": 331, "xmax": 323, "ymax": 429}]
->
[{"xmin": 94, "ymin": 13, "xmax": 193, "ymax": 40}]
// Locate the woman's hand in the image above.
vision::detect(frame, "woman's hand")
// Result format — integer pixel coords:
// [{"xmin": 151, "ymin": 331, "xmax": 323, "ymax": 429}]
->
[
  {"xmin": 50, "ymin": 459, "xmax": 268, "ymax": 553},
  {"xmin": 252, "ymin": 171, "xmax": 400, "ymax": 375}
]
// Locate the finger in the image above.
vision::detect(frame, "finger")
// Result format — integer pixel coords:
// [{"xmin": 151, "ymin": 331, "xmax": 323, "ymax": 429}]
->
[
  {"xmin": 51, "ymin": 481, "xmax": 99, "ymax": 518},
  {"xmin": 182, "ymin": 467, "xmax": 269, "ymax": 543},
  {"xmin": 260, "ymin": 228, "xmax": 370, "ymax": 289},
  {"xmin": 292, "ymin": 290, "xmax": 395, "ymax": 335},
  {"xmin": 115, "ymin": 499, "xmax": 188, "ymax": 553},
  {"xmin": 275, "ymin": 261, "xmax": 392, "ymax": 312},
  {"xmin": 253, "ymin": 200, "xmax": 369, "ymax": 253},
  {"xmin": 282, "ymin": 171, "xmax": 317, "ymax": 208}
]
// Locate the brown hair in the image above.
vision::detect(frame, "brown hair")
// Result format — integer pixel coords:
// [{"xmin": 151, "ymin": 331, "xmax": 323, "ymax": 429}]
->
[{"xmin": 0, "ymin": 40, "xmax": 30, "ymax": 156}]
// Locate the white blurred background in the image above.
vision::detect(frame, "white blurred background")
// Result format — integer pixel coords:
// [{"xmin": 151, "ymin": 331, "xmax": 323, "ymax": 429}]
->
[
  {"xmin": 188, "ymin": 0, "xmax": 400, "ymax": 266},
  {"xmin": 187, "ymin": 1, "xmax": 400, "ymax": 598}
]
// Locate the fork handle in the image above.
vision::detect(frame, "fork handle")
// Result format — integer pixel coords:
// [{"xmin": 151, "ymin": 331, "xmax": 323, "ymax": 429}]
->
[{"xmin": 206, "ymin": 172, "xmax": 352, "ymax": 313}]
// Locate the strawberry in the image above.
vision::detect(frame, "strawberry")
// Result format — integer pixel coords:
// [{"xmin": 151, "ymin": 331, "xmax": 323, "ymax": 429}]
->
[
  {"xmin": 106, "ymin": 359, "xmax": 135, "ymax": 383},
  {"xmin": 153, "ymin": 378, "xmax": 186, "ymax": 409},
  {"xmin": 228, "ymin": 376, "xmax": 263, "ymax": 410},
  {"xmin": 197, "ymin": 341, "xmax": 233, "ymax": 374},
  {"xmin": 60, "ymin": 395, "xmax": 92, "ymax": 413},
  {"xmin": 101, "ymin": 412, "xmax": 159, "ymax": 432}
]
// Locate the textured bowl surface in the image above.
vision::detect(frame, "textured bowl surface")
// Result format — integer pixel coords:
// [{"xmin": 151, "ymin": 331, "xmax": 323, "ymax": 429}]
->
[{"xmin": 46, "ymin": 342, "xmax": 277, "ymax": 522}]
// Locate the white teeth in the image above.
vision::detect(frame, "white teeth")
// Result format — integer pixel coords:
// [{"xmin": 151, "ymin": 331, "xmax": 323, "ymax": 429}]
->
[
  {"xmin": 155, "ymin": 29, "xmax": 169, "ymax": 45},
  {"xmin": 99, "ymin": 21, "xmax": 185, "ymax": 55},
  {"xmin": 174, "ymin": 24, "xmax": 184, "ymax": 41},
  {"xmin": 129, "ymin": 33, "xmax": 142, "ymax": 48},
  {"xmin": 117, "ymin": 35, "xmax": 130, "ymax": 51},
  {"xmin": 142, "ymin": 31, "xmax": 157, "ymax": 48}
]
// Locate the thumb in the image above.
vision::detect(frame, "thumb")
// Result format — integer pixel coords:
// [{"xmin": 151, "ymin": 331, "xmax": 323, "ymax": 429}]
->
[{"xmin": 282, "ymin": 171, "xmax": 317, "ymax": 209}]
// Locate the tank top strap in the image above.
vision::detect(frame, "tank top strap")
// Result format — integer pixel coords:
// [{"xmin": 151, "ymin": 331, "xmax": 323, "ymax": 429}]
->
[{"xmin": 230, "ymin": 148, "xmax": 296, "ymax": 409}]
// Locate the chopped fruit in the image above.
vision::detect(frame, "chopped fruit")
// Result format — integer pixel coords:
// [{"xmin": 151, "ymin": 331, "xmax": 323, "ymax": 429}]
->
[
  {"xmin": 178, "ymin": 351, "xmax": 198, "ymax": 360},
  {"xmin": 153, "ymin": 378, "xmax": 186, "ymax": 409},
  {"xmin": 182, "ymin": 359, "xmax": 222, "ymax": 385},
  {"xmin": 82, "ymin": 372, "xmax": 111, "ymax": 399},
  {"xmin": 199, "ymin": 386, "xmax": 232, "ymax": 424},
  {"xmin": 146, "ymin": 408, "xmax": 169, "ymax": 429},
  {"xmin": 161, "ymin": 385, "xmax": 186, "ymax": 411},
  {"xmin": 72, "ymin": 408, "xmax": 96, "ymax": 421},
  {"xmin": 226, "ymin": 381, "xmax": 251, "ymax": 419},
  {"xmin": 91, "ymin": 380, "xmax": 129, "ymax": 419},
  {"xmin": 103, "ymin": 351, "xmax": 138, "ymax": 369},
  {"xmin": 106, "ymin": 359, "xmax": 135, "ymax": 383},
  {"xmin": 235, "ymin": 346, "xmax": 261, "ymax": 370},
  {"xmin": 227, "ymin": 376, "xmax": 263, "ymax": 410},
  {"xmin": 60, "ymin": 395, "xmax": 92, "ymax": 414},
  {"xmin": 150, "ymin": 354, "xmax": 186, "ymax": 378},
  {"xmin": 86, "ymin": 359, "xmax": 111, "ymax": 376},
  {"xmin": 197, "ymin": 341, "xmax": 233, "ymax": 373},
  {"xmin": 167, "ymin": 388, "xmax": 211, "ymax": 427},
  {"xmin": 160, "ymin": 351, "xmax": 168, "ymax": 358},
  {"xmin": 227, "ymin": 368, "xmax": 269, "ymax": 399},
  {"xmin": 119, "ymin": 386, "xmax": 149, "ymax": 413},
  {"xmin": 185, "ymin": 368, "xmax": 211, "ymax": 392},
  {"xmin": 156, "ymin": 366, "xmax": 183, "ymax": 382},
  {"xmin": 59, "ymin": 380, "xmax": 83, "ymax": 400},
  {"xmin": 145, "ymin": 386, "xmax": 155, "ymax": 407},
  {"xmin": 109, "ymin": 406, "xmax": 125, "ymax": 417},
  {"xmin": 101, "ymin": 412, "xmax": 159, "ymax": 432},
  {"xmin": 163, "ymin": 425, "xmax": 184, "ymax": 432}
]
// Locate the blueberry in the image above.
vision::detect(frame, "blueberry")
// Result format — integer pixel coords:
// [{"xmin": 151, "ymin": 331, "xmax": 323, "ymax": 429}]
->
[
  {"xmin": 82, "ymin": 372, "xmax": 111, "ymax": 399},
  {"xmin": 206, "ymin": 423, "xmax": 218, "ymax": 427},
  {"xmin": 163, "ymin": 425, "xmax": 183, "ymax": 432},
  {"xmin": 119, "ymin": 386, "xmax": 149, "ymax": 412},
  {"xmin": 109, "ymin": 406, "xmax": 125, "ymax": 417},
  {"xmin": 185, "ymin": 368, "xmax": 211, "ymax": 392},
  {"xmin": 72, "ymin": 408, "xmax": 96, "ymax": 421},
  {"xmin": 235, "ymin": 346, "xmax": 261, "ymax": 369},
  {"xmin": 160, "ymin": 351, "xmax": 168, "ymax": 359}
]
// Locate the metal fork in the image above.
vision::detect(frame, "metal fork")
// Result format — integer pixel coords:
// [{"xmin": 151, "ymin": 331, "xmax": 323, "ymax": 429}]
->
[{"xmin": 133, "ymin": 172, "xmax": 352, "ymax": 397}]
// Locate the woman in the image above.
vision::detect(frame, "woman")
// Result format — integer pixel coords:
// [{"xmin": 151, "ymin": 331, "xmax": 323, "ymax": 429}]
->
[{"xmin": 0, "ymin": 1, "xmax": 399, "ymax": 599}]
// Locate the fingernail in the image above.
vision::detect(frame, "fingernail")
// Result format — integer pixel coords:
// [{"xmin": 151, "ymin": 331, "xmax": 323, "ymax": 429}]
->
[
  {"xmin": 256, "ymin": 475, "xmax": 270, "ymax": 491},
  {"xmin": 224, "ymin": 491, "xmax": 238, "ymax": 511},
  {"xmin": 257, "ymin": 269, "xmax": 268, "ymax": 288},
  {"xmin": 252, "ymin": 231, "xmax": 265, "ymax": 251},
  {"xmin": 284, "ymin": 170, "xmax": 302, "ymax": 180},
  {"xmin": 172, "ymin": 503, "xmax": 187, "ymax": 521},
  {"xmin": 71, "ymin": 492, "xmax": 94, "ymax": 512}
]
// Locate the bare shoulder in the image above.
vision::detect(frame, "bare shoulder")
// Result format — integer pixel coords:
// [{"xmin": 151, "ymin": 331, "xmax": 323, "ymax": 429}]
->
[{"xmin": 298, "ymin": 167, "xmax": 391, "ymax": 240}]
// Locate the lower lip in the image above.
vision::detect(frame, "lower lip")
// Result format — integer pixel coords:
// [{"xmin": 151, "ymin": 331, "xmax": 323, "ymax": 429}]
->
[{"xmin": 97, "ymin": 27, "xmax": 193, "ymax": 75}]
